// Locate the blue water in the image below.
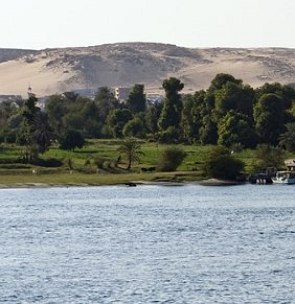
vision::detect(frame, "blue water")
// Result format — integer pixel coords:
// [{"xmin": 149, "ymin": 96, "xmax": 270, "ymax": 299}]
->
[{"xmin": 0, "ymin": 184, "xmax": 294, "ymax": 303}]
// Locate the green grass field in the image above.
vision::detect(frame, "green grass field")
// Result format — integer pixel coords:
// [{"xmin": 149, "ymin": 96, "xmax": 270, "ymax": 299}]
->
[{"xmin": 0, "ymin": 140, "xmax": 294, "ymax": 186}]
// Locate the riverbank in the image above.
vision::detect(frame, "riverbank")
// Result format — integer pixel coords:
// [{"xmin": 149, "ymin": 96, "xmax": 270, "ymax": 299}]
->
[
  {"xmin": 0, "ymin": 171, "xmax": 203, "ymax": 189},
  {"xmin": 198, "ymin": 178, "xmax": 245, "ymax": 186}
]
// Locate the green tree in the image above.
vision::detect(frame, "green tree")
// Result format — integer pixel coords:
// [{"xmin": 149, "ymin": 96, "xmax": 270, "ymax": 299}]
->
[
  {"xmin": 117, "ymin": 138, "xmax": 143, "ymax": 170},
  {"xmin": 158, "ymin": 126, "xmax": 180, "ymax": 143},
  {"xmin": 181, "ymin": 91, "xmax": 206, "ymax": 143},
  {"xmin": 199, "ymin": 115, "xmax": 218, "ymax": 145},
  {"xmin": 217, "ymin": 111, "xmax": 257, "ymax": 148},
  {"xmin": 158, "ymin": 77, "xmax": 184, "ymax": 136},
  {"xmin": 255, "ymin": 82, "xmax": 295, "ymax": 109},
  {"xmin": 203, "ymin": 146, "xmax": 244, "ymax": 180},
  {"xmin": 22, "ymin": 95, "xmax": 39, "ymax": 125},
  {"xmin": 0, "ymin": 100, "xmax": 18, "ymax": 129},
  {"xmin": 80, "ymin": 99, "xmax": 102, "ymax": 138},
  {"xmin": 126, "ymin": 84, "xmax": 146, "ymax": 114},
  {"xmin": 59, "ymin": 130, "xmax": 85, "ymax": 151},
  {"xmin": 0, "ymin": 101, "xmax": 20, "ymax": 143},
  {"xmin": 208, "ymin": 73, "xmax": 242, "ymax": 92},
  {"xmin": 156, "ymin": 146, "xmax": 187, "ymax": 172},
  {"xmin": 95, "ymin": 86, "xmax": 119, "ymax": 122},
  {"xmin": 197, "ymin": 74, "xmax": 246, "ymax": 145},
  {"xmin": 17, "ymin": 120, "xmax": 34, "ymax": 162},
  {"xmin": 17, "ymin": 95, "xmax": 41, "ymax": 162},
  {"xmin": 123, "ymin": 115, "xmax": 147, "ymax": 138},
  {"xmin": 63, "ymin": 91, "xmax": 79, "ymax": 102},
  {"xmin": 45, "ymin": 94, "xmax": 67, "ymax": 135},
  {"xmin": 214, "ymin": 82, "xmax": 255, "ymax": 118},
  {"xmin": 279, "ymin": 122, "xmax": 295, "ymax": 152},
  {"xmin": 63, "ymin": 112, "xmax": 85, "ymax": 132},
  {"xmin": 34, "ymin": 112, "xmax": 53, "ymax": 153},
  {"xmin": 145, "ymin": 100, "xmax": 163, "ymax": 138},
  {"xmin": 107, "ymin": 109, "xmax": 133, "ymax": 138},
  {"xmin": 254, "ymin": 93, "xmax": 285, "ymax": 145},
  {"xmin": 255, "ymin": 144, "xmax": 284, "ymax": 170}
]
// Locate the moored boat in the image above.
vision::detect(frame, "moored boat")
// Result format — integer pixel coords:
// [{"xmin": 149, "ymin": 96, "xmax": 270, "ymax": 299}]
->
[{"xmin": 272, "ymin": 171, "xmax": 295, "ymax": 184}]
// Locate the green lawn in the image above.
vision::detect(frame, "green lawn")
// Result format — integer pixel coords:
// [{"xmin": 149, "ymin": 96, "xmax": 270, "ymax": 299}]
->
[{"xmin": 1, "ymin": 140, "xmax": 294, "ymax": 186}]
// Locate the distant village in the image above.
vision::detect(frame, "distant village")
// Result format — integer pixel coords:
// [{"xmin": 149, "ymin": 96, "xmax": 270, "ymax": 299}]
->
[{"xmin": 0, "ymin": 86, "xmax": 164, "ymax": 109}]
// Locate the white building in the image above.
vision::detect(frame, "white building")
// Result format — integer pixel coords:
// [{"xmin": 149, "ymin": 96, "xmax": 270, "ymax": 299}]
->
[{"xmin": 114, "ymin": 87, "xmax": 131, "ymax": 101}]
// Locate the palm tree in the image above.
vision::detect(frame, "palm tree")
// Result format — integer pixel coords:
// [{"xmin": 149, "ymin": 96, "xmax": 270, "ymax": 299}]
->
[
  {"xmin": 117, "ymin": 138, "xmax": 143, "ymax": 170},
  {"xmin": 279, "ymin": 122, "xmax": 295, "ymax": 152},
  {"xmin": 34, "ymin": 112, "xmax": 53, "ymax": 153}
]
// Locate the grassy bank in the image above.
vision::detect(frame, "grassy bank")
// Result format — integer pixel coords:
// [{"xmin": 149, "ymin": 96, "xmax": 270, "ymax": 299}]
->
[
  {"xmin": 0, "ymin": 139, "xmax": 293, "ymax": 187},
  {"xmin": 0, "ymin": 171, "xmax": 203, "ymax": 187}
]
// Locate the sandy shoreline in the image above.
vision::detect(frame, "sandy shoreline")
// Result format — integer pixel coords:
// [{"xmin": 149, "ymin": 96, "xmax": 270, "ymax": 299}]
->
[
  {"xmin": 0, "ymin": 179, "xmax": 244, "ymax": 189},
  {"xmin": 0, "ymin": 181, "xmax": 187, "ymax": 189},
  {"xmin": 0, "ymin": 182, "xmax": 120, "ymax": 189}
]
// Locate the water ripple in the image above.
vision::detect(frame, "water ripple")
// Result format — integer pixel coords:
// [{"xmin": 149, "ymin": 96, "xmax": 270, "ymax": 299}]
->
[{"xmin": 0, "ymin": 185, "xmax": 294, "ymax": 303}]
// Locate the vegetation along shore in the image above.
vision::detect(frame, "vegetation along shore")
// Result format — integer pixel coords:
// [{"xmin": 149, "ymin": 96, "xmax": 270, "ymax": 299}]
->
[{"xmin": 1, "ymin": 73, "xmax": 295, "ymax": 187}]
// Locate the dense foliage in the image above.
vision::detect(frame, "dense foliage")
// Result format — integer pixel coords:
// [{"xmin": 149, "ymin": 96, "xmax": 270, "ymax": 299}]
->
[
  {"xmin": 157, "ymin": 147, "xmax": 187, "ymax": 172},
  {"xmin": 59, "ymin": 130, "xmax": 85, "ymax": 151},
  {"xmin": 117, "ymin": 138, "xmax": 144, "ymax": 170},
  {"xmin": 1, "ymin": 74, "xmax": 295, "ymax": 164},
  {"xmin": 203, "ymin": 146, "xmax": 244, "ymax": 180}
]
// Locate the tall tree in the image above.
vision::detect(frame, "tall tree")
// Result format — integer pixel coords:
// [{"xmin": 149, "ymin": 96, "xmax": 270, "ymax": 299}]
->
[
  {"xmin": 279, "ymin": 122, "xmax": 295, "ymax": 152},
  {"xmin": 217, "ymin": 111, "xmax": 257, "ymax": 148},
  {"xmin": 34, "ymin": 112, "xmax": 53, "ymax": 153},
  {"xmin": 254, "ymin": 93, "xmax": 285, "ymax": 145},
  {"xmin": 0, "ymin": 100, "xmax": 20, "ymax": 143},
  {"xmin": 145, "ymin": 100, "xmax": 163, "ymax": 138},
  {"xmin": 214, "ymin": 82, "xmax": 255, "ymax": 118},
  {"xmin": 45, "ymin": 94, "xmax": 67, "ymax": 135},
  {"xmin": 95, "ymin": 87, "xmax": 119, "ymax": 122},
  {"xmin": 181, "ymin": 90, "xmax": 206, "ymax": 143},
  {"xmin": 255, "ymin": 82, "xmax": 295, "ymax": 109},
  {"xmin": 17, "ymin": 95, "xmax": 41, "ymax": 162},
  {"xmin": 197, "ymin": 73, "xmax": 245, "ymax": 145},
  {"xmin": 107, "ymin": 109, "xmax": 133, "ymax": 138},
  {"xmin": 123, "ymin": 114, "xmax": 147, "ymax": 138},
  {"xmin": 208, "ymin": 73, "xmax": 242, "ymax": 92},
  {"xmin": 158, "ymin": 77, "xmax": 184, "ymax": 134},
  {"xmin": 199, "ymin": 115, "xmax": 218, "ymax": 145},
  {"xmin": 126, "ymin": 84, "xmax": 146, "ymax": 114}
]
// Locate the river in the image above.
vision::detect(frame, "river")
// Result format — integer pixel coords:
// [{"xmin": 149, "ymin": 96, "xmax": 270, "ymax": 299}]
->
[{"xmin": 0, "ymin": 184, "xmax": 294, "ymax": 303}]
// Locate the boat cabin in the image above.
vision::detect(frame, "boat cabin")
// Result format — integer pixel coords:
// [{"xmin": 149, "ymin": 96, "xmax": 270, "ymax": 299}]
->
[{"xmin": 284, "ymin": 159, "xmax": 295, "ymax": 171}]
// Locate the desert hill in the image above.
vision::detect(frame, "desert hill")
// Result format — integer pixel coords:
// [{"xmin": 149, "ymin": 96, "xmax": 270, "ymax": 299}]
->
[{"xmin": 1, "ymin": 43, "xmax": 295, "ymax": 96}]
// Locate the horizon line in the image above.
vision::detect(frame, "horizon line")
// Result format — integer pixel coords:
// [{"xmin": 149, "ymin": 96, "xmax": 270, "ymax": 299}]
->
[{"xmin": 1, "ymin": 41, "xmax": 295, "ymax": 51}]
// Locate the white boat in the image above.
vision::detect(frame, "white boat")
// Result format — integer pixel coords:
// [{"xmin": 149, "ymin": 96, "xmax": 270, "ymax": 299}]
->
[{"xmin": 272, "ymin": 171, "xmax": 295, "ymax": 184}]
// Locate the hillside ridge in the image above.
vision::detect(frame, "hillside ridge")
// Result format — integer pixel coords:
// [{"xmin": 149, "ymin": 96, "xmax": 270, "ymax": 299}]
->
[{"xmin": 1, "ymin": 42, "xmax": 295, "ymax": 96}]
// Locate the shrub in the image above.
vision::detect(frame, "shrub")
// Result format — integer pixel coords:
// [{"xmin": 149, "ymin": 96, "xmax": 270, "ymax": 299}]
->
[
  {"xmin": 157, "ymin": 146, "xmax": 187, "ymax": 172},
  {"xmin": 254, "ymin": 144, "xmax": 284, "ymax": 171},
  {"xmin": 203, "ymin": 146, "xmax": 244, "ymax": 180},
  {"xmin": 94, "ymin": 157, "xmax": 108, "ymax": 169},
  {"xmin": 31, "ymin": 158, "xmax": 63, "ymax": 167},
  {"xmin": 159, "ymin": 126, "xmax": 180, "ymax": 143},
  {"xmin": 59, "ymin": 130, "xmax": 85, "ymax": 151}
]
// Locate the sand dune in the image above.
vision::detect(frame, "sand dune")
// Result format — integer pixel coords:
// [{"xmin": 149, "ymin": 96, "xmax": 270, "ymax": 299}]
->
[{"xmin": 1, "ymin": 43, "xmax": 295, "ymax": 97}]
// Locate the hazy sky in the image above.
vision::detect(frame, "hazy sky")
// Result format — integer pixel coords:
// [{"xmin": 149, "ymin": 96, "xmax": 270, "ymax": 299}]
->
[{"xmin": 1, "ymin": 0, "xmax": 294, "ymax": 49}]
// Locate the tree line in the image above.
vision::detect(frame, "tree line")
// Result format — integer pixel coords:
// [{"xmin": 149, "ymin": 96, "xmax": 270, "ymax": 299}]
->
[{"xmin": 1, "ymin": 73, "xmax": 295, "ymax": 162}]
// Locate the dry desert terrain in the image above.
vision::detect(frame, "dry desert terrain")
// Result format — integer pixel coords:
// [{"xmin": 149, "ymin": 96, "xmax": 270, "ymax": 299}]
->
[{"xmin": 1, "ymin": 43, "xmax": 295, "ymax": 96}]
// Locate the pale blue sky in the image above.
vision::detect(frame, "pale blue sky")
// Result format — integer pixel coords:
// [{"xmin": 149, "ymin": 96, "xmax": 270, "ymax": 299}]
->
[{"xmin": 1, "ymin": 0, "xmax": 294, "ymax": 49}]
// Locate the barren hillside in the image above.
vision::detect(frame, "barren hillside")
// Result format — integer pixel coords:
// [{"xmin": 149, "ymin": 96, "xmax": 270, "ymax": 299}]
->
[{"xmin": 1, "ymin": 43, "xmax": 295, "ymax": 96}]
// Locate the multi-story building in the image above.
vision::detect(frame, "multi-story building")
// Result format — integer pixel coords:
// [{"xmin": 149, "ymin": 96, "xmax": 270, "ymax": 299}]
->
[{"xmin": 114, "ymin": 87, "xmax": 131, "ymax": 102}]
